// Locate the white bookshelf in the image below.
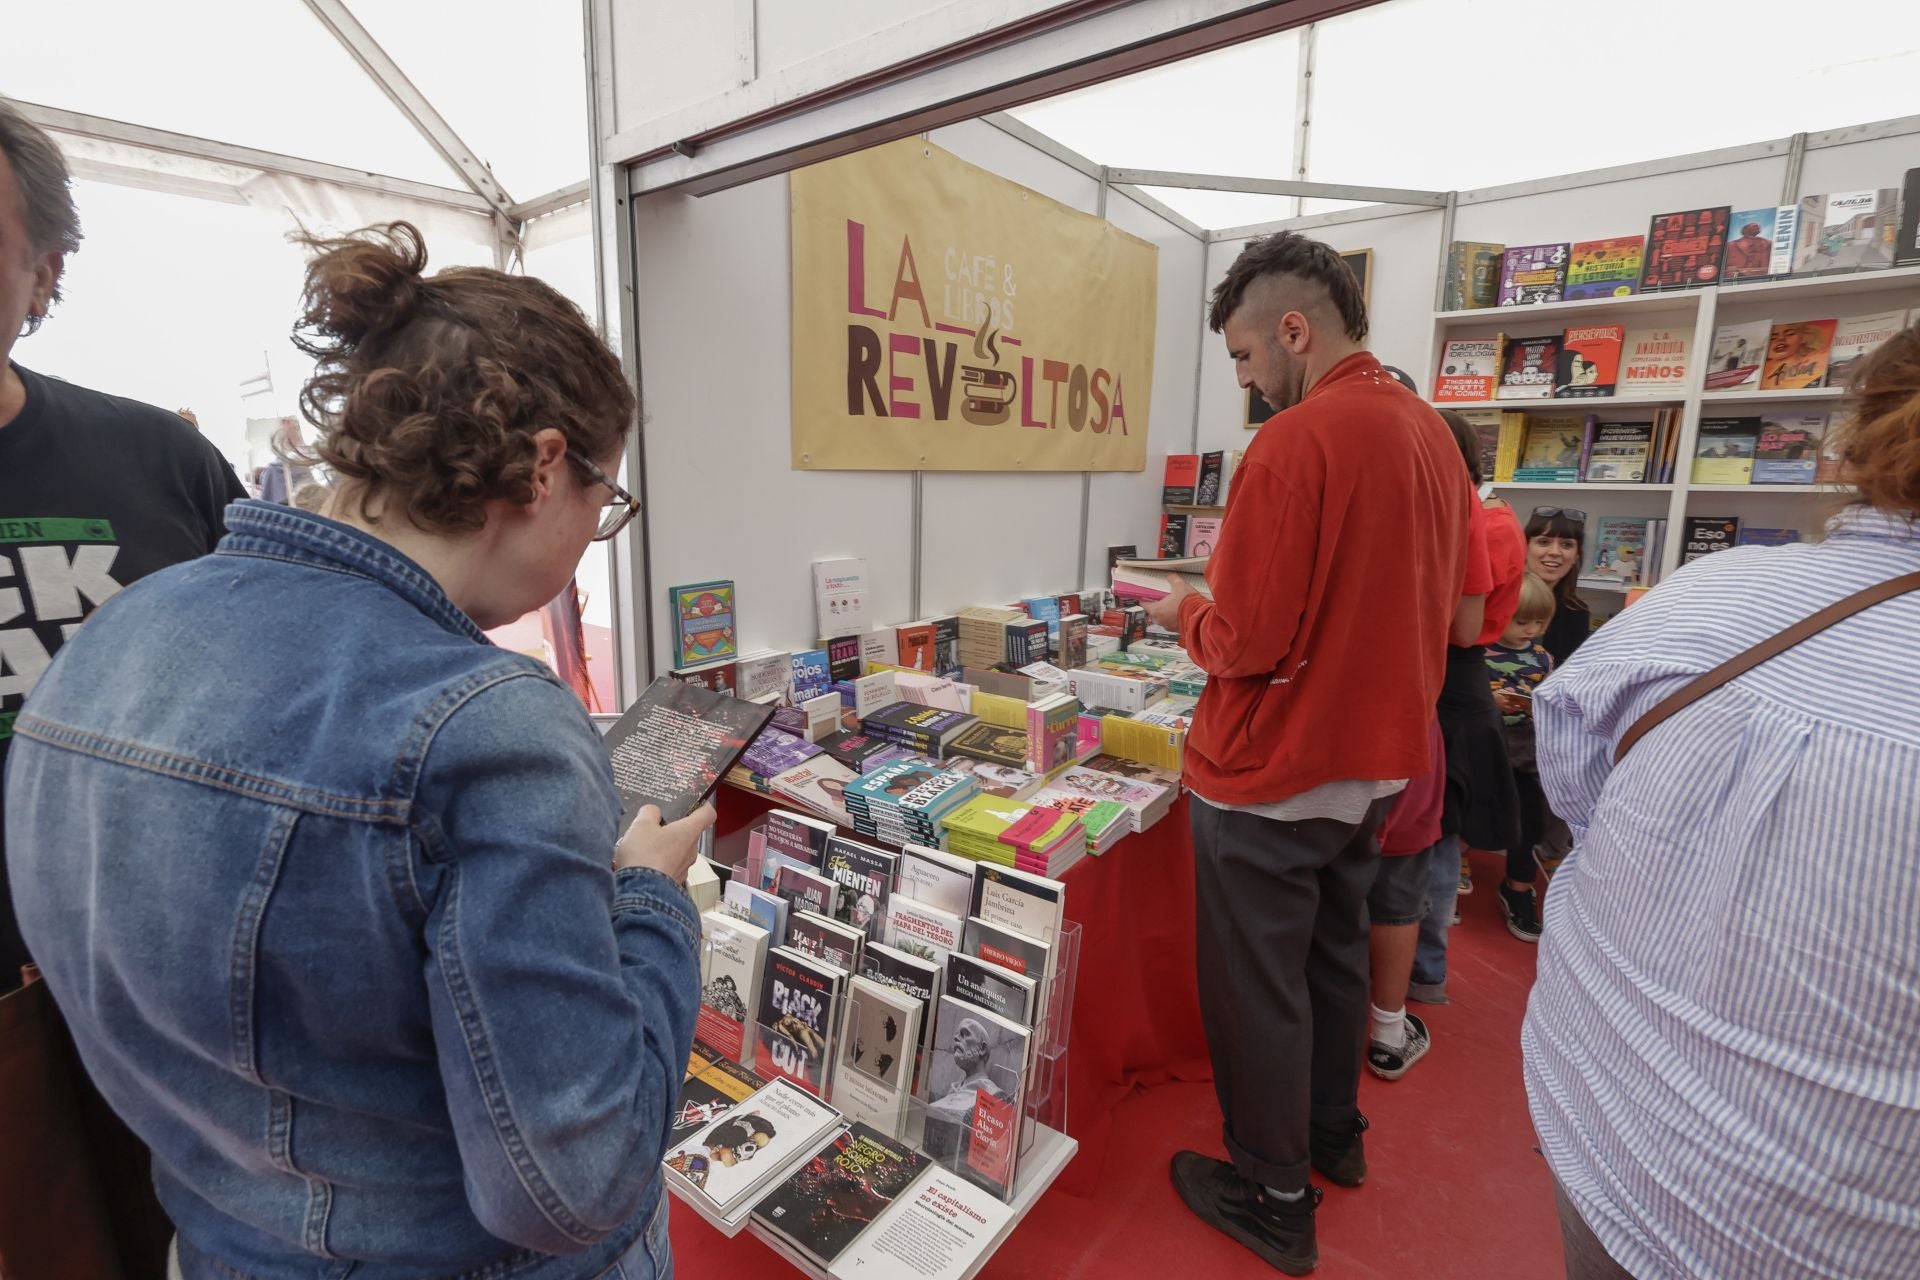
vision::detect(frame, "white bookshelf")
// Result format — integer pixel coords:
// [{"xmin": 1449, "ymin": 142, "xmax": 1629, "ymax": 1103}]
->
[{"xmin": 1432, "ymin": 266, "xmax": 1920, "ymax": 579}]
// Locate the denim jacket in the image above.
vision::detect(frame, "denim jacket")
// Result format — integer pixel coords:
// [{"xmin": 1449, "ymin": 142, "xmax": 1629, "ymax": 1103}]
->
[{"xmin": 4, "ymin": 501, "xmax": 700, "ymax": 1280}]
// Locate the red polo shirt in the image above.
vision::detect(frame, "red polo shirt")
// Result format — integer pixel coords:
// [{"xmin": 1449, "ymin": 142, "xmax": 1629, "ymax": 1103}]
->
[
  {"xmin": 1474, "ymin": 500, "xmax": 1528, "ymax": 646},
  {"xmin": 1178, "ymin": 353, "xmax": 1473, "ymax": 805}
]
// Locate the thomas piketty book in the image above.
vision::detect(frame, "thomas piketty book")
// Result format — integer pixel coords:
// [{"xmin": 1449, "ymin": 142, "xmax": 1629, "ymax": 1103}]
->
[
  {"xmin": 603, "ymin": 676, "xmax": 773, "ymax": 828},
  {"xmin": 752, "ymin": 1121, "xmax": 932, "ymax": 1268}
]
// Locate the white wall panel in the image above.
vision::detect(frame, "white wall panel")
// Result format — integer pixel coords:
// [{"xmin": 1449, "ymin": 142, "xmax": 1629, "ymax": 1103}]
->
[
  {"xmin": 1799, "ymin": 135, "xmax": 1920, "ymax": 201},
  {"xmin": 610, "ymin": 4, "xmax": 738, "ymax": 137}
]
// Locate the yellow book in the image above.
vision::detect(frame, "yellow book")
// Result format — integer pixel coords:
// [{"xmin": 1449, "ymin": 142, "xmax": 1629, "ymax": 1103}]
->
[
  {"xmin": 969, "ymin": 690, "xmax": 1027, "ymax": 731},
  {"xmin": 1099, "ymin": 714, "xmax": 1186, "ymax": 773},
  {"xmin": 1494, "ymin": 411, "xmax": 1527, "ymax": 483}
]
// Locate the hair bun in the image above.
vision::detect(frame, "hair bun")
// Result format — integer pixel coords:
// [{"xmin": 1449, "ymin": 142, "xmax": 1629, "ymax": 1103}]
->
[{"xmin": 292, "ymin": 221, "xmax": 428, "ymax": 351}]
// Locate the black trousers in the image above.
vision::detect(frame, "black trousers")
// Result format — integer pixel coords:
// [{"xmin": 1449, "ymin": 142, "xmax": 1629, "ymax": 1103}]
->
[{"xmin": 1189, "ymin": 797, "xmax": 1386, "ymax": 1192}]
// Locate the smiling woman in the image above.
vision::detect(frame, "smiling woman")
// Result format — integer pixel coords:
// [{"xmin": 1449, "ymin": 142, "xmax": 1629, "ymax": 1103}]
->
[{"xmin": 1524, "ymin": 507, "xmax": 1590, "ymax": 665}]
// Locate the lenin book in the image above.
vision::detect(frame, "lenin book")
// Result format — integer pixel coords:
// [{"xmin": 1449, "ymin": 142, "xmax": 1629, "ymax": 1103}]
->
[
  {"xmin": 1759, "ymin": 320, "xmax": 1837, "ymax": 391},
  {"xmin": 603, "ymin": 676, "xmax": 773, "ymax": 828},
  {"xmin": 1722, "ymin": 206, "xmax": 1797, "ymax": 281},
  {"xmin": 699, "ymin": 910, "xmax": 771, "ymax": 1066},
  {"xmin": 827, "ymin": 1164, "xmax": 1017, "ymax": 1280},
  {"xmin": 752, "ymin": 1122, "xmax": 932, "ymax": 1267},
  {"xmin": 1642, "ymin": 206, "xmax": 1729, "ymax": 290},
  {"xmin": 1496, "ymin": 243, "xmax": 1569, "ymax": 306},
  {"xmin": 661, "ymin": 1078, "xmax": 842, "ymax": 1225},
  {"xmin": 1433, "ymin": 336, "xmax": 1505, "ymax": 402},
  {"xmin": 1563, "ymin": 236, "xmax": 1644, "ymax": 300},
  {"xmin": 672, "ymin": 1040, "xmax": 766, "ymax": 1148},
  {"xmin": 671, "ymin": 580, "xmax": 739, "ymax": 669},
  {"xmin": 757, "ymin": 947, "xmax": 848, "ymax": 1097},
  {"xmin": 813, "ymin": 558, "xmax": 870, "ymax": 640},
  {"xmin": 1554, "ymin": 325, "xmax": 1625, "ymax": 397}
]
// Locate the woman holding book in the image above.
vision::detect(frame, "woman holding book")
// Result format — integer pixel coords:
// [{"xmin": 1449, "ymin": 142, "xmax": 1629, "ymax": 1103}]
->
[
  {"xmin": 6, "ymin": 224, "xmax": 708, "ymax": 1280},
  {"xmin": 1525, "ymin": 329, "xmax": 1920, "ymax": 1278}
]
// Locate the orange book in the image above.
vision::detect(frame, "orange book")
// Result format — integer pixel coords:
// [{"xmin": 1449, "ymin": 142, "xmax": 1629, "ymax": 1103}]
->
[
  {"xmin": 1759, "ymin": 320, "xmax": 1837, "ymax": 390},
  {"xmin": 894, "ymin": 622, "xmax": 937, "ymax": 672}
]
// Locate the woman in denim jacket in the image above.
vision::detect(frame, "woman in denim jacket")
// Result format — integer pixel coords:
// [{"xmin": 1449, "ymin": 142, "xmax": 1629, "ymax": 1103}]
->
[{"xmin": 6, "ymin": 223, "xmax": 708, "ymax": 1280}]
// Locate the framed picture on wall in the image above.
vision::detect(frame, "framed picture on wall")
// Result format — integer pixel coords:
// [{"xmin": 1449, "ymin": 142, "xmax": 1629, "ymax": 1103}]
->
[{"xmin": 1244, "ymin": 248, "xmax": 1373, "ymax": 430}]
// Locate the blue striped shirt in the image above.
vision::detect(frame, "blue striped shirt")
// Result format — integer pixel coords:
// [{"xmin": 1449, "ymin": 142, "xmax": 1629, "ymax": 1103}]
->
[{"xmin": 1523, "ymin": 507, "xmax": 1920, "ymax": 1280}]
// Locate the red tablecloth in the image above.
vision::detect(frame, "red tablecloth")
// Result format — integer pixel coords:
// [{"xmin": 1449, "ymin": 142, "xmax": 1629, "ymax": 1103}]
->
[{"xmin": 711, "ymin": 787, "xmax": 1209, "ymax": 1195}]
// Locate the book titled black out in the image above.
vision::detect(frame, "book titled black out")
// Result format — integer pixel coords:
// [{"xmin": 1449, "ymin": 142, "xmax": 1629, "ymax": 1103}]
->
[{"xmin": 602, "ymin": 676, "xmax": 774, "ymax": 828}]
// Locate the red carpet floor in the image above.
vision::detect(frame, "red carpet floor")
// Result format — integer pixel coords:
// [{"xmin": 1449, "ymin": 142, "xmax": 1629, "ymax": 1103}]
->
[{"xmin": 669, "ymin": 848, "xmax": 1564, "ymax": 1278}]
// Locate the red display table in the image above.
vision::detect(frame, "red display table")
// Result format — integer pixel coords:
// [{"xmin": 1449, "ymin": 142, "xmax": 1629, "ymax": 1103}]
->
[{"xmin": 710, "ymin": 786, "xmax": 1208, "ymax": 1197}]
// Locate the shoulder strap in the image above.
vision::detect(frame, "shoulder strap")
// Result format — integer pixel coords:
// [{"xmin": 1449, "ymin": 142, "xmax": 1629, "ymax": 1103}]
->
[{"xmin": 1614, "ymin": 570, "xmax": 1920, "ymax": 764}]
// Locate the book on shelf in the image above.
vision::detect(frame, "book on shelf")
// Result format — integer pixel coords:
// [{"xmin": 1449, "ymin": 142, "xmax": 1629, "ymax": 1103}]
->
[
  {"xmin": 670, "ymin": 659, "xmax": 738, "ymax": 695},
  {"xmin": 1113, "ymin": 556, "xmax": 1211, "ymax": 603},
  {"xmin": 1497, "ymin": 243, "xmax": 1569, "ymax": 306},
  {"xmin": 1692, "ymin": 417, "xmax": 1762, "ymax": 484},
  {"xmin": 670, "ymin": 580, "xmax": 739, "ymax": 669},
  {"xmin": 859, "ymin": 941, "xmax": 942, "ymax": 1066},
  {"xmin": 929, "ymin": 615, "xmax": 962, "ymax": 678},
  {"xmin": 1002, "ymin": 618, "xmax": 1049, "ymax": 668},
  {"xmin": 826, "ymin": 1164, "xmax": 1019, "ymax": 1280},
  {"xmin": 885, "ymin": 896, "xmax": 964, "ymax": 972},
  {"xmin": 1681, "ymin": 516, "xmax": 1739, "ymax": 564},
  {"xmin": 1794, "ymin": 190, "xmax": 1899, "ymax": 274},
  {"xmin": 1433, "ymin": 336, "xmax": 1505, "ymax": 401},
  {"xmin": 1497, "ymin": 334, "xmax": 1563, "ymax": 399},
  {"xmin": 823, "ymin": 836, "xmax": 898, "ymax": 940},
  {"xmin": 1752, "ymin": 412, "xmax": 1826, "ymax": 485},
  {"xmin": 1444, "ymin": 240, "xmax": 1505, "ymax": 310},
  {"xmin": 741, "ymin": 727, "xmax": 823, "ymax": 779},
  {"xmin": 1582, "ymin": 422, "xmax": 1654, "ymax": 482},
  {"xmin": 1737, "ymin": 527, "xmax": 1802, "ymax": 547},
  {"xmin": 1458, "ymin": 409, "xmax": 1502, "ymax": 481},
  {"xmin": 859, "ymin": 629, "xmax": 898, "ymax": 673},
  {"xmin": 1759, "ymin": 320, "xmax": 1837, "ymax": 390},
  {"xmin": 1563, "ymin": 236, "xmax": 1644, "ymax": 300},
  {"xmin": 1554, "ymin": 325, "xmax": 1625, "ymax": 398},
  {"xmin": 1056, "ymin": 614, "xmax": 1089, "ymax": 671},
  {"xmin": 1722, "ymin": 205, "xmax": 1798, "ymax": 282},
  {"xmin": 1184, "ymin": 516, "xmax": 1223, "ymax": 557},
  {"xmin": 920, "ymin": 995, "xmax": 1032, "ymax": 1201},
  {"xmin": 774, "ymin": 863, "xmax": 844, "ymax": 926},
  {"xmin": 761, "ymin": 808, "xmax": 835, "ymax": 867},
  {"xmin": 969, "ymin": 863, "xmax": 1064, "ymax": 975},
  {"xmin": 848, "ymin": 670, "xmax": 899, "ymax": 721},
  {"xmin": 1617, "ymin": 328, "xmax": 1690, "ymax": 395},
  {"xmin": 1513, "ymin": 414, "xmax": 1590, "ymax": 483},
  {"xmin": 1490, "ymin": 410, "xmax": 1527, "ymax": 482},
  {"xmin": 829, "ymin": 980, "xmax": 924, "ymax": 1139},
  {"xmin": 1900, "ymin": 168, "xmax": 1920, "ymax": 266},
  {"xmin": 757, "ymin": 946, "xmax": 848, "ymax": 1097},
  {"xmin": 1195, "ymin": 451, "xmax": 1229, "ymax": 505},
  {"xmin": 752, "ymin": 1120, "xmax": 932, "ymax": 1266},
  {"xmin": 895, "ymin": 621, "xmax": 938, "ymax": 673},
  {"xmin": 1161, "ymin": 453, "xmax": 1200, "ymax": 505},
  {"xmin": 1827, "ymin": 311, "xmax": 1907, "ymax": 387},
  {"xmin": 723, "ymin": 879, "xmax": 791, "ymax": 948},
  {"xmin": 1588, "ymin": 516, "xmax": 1656, "ymax": 587},
  {"xmin": 1023, "ymin": 693, "xmax": 1081, "ymax": 776},
  {"xmin": 896, "ymin": 843, "xmax": 977, "ymax": 919},
  {"xmin": 604, "ymin": 676, "xmax": 773, "ymax": 828},
  {"xmin": 791, "ymin": 648, "xmax": 835, "ymax": 702},
  {"xmin": 1104, "ymin": 543, "xmax": 1138, "ymax": 573},
  {"xmin": 822, "ymin": 635, "xmax": 864, "ymax": 684},
  {"xmin": 672, "ymin": 1040, "xmax": 767, "ymax": 1148},
  {"xmin": 946, "ymin": 951, "xmax": 1040, "ymax": 1029},
  {"xmin": 813, "ymin": 558, "xmax": 870, "ymax": 640},
  {"xmin": 661, "ymin": 1078, "xmax": 842, "ymax": 1226},
  {"xmin": 736, "ymin": 650, "xmax": 793, "ymax": 705},
  {"xmin": 1642, "ymin": 206, "xmax": 1730, "ymax": 290},
  {"xmin": 700, "ymin": 910, "xmax": 771, "ymax": 1067},
  {"xmin": 1704, "ymin": 320, "xmax": 1771, "ymax": 391},
  {"xmin": 770, "ymin": 757, "xmax": 857, "ymax": 827},
  {"xmin": 1157, "ymin": 512, "xmax": 1188, "ymax": 559}
]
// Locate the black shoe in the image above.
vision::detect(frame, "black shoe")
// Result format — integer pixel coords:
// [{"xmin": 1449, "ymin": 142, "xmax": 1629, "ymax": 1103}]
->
[
  {"xmin": 1170, "ymin": 1151, "xmax": 1320, "ymax": 1275},
  {"xmin": 1499, "ymin": 882, "xmax": 1543, "ymax": 942},
  {"xmin": 1309, "ymin": 1112, "xmax": 1367, "ymax": 1188},
  {"xmin": 1366, "ymin": 1013, "xmax": 1431, "ymax": 1082}
]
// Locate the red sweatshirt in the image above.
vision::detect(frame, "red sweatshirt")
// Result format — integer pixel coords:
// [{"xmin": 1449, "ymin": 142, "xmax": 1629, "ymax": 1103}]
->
[{"xmin": 1178, "ymin": 353, "xmax": 1472, "ymax": 805}]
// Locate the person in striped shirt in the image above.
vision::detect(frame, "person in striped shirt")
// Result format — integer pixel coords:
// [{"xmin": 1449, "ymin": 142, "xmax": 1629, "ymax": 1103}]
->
[{"xmin": 1523, "ymin": 326, "xmax": 1920, "ymax": 1278}]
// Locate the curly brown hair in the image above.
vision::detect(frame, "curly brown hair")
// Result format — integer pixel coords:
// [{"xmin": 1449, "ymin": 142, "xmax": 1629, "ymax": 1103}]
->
[
  {"xmin": 292, "ymin": 222, "xmax": 633, "ymax": 534},
  {"xmin": 1831, "ymin": 324, "xmax": 1920, "ymax": 517}
]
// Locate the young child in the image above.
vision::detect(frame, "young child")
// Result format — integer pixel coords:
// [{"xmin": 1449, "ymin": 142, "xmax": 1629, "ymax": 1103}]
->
[{"xmin": 1485, "ymin": 573, "xmax": 1556, "ymax": 941}]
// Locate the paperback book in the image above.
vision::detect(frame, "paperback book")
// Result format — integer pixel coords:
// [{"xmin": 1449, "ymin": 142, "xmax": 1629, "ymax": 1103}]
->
[
  {"xmin": 788, "ymin": 911, "xmax": 866, "ymax": 975},
  {"xmin": 1642, "ymin": 206, "xmax": 1729, "ymax": 289},
  {"xmin": 671, "ymin": 580, "xmax": 739, "ymax": 669},
  {"xmin": 896, "ymin": 843, "xmax": 977, "ymax": 919},
  {"xmin": 1752, "ymin": 413, "xmax": 1825, "ymax": 485},
  {"xmin": 791, "ymin": 649, "xmax": 835, "ymax": 702},
  {"xmin": 969, "ymin": 864, "xmax": 1065, "ymax": 972},
  {"xmin": 945, "ymin": 952, "xmax": 1039, "ymax": 1028},
  {"xmin": 1443, "ymin": 240, "xmax": 1504, "ymax": 310},
  {"xmin": 670, "ymin": 660, "xmax": 737, "ymax": 695},
  {"xmin": 741, "ymin": 728, "xmax": 822, "ymax": 779},
  {"xmin": 757, "ymin": 947, "xmax": 848, "ymax": 1096},
  {"xmin": 672, "ymin": 1041, "xmax": 766, "ymax": 1147},
  {"xmin": 822, "ymin": 836, "xmax": 898, "ymax": 939},
  {"xmin": 1497, "ymin": 243, "xmax": 1569, "ymax": 306},
  {"xmin": 1563, "ymin": 236, "xmax": 1644, "ymax": 300},
  {"xmin": 1113, "ymin": 556, "xmax": 1211, "ymax": 603},
  {"xmin": 770, "ymin": 757, "xmax": 857, "ymax": 827},
  {"xmin": 736, "ymin": 650, "xmax": 793, "ymax": 705},
  {"xmin": 1738, "ymin": 527, "xmax": 1802, "ymax": 546},
  {"xmin": 1617, "ymin": 328, "xmax": 1690, "ymax": 394},
  {"xmin": 1826, "ymin": 311, "xmax": 1907, "ymax": 387},
  {"xmin": 1794, "ymin": 190, "xmax": 1899, "ymax": 274},
  {"xmin": 661, "ymin": 1079, "xmax": 842, "ymax": 1225},
  {"xmin": 1581, "ymin": 422, "xmax": 1653, "ymax": 483},
  {"xmin": 699, "ymin": 911, "xmax": 771, "ymax": 1066},
  {"xmin": 859, "ymin": 941, "xmax": 942, "ymax": 1074},
  {"xmin": 827, "ymin": 1165, "xmax": 1017, "ymax": 1280},
  {"xmin": 823, "ymin": 635, "xmax": 865, "ymax": 684},
  {"xmin": 1692, "ymin": 417, "xmax": 1762, "ymax": 484},
  {"xmin": 921, "ymin": 996, "xmax": 1032, "ymax": 1201},
  {"xmin": 1433, "ymin": 336, "xmax": 1504, "ymax": 402},
  {"xmin": 832, "ymin": 980, "xmax": 925, "ymax": 1139},
  {"xmin": 722, "ymin": 879, "xmax": 791, "ymax": 947},
  {"xmin": 885, "ymin": 897, "xmax": 965, "ymax": 970},
  {"xmin": 752, "ymin": 1121, "xmax": 931, "ymax": 1266},
  {"xmin": 1554, "ymin": 325, "xmax": 1625, "ymax": 397},
  {"xmin": 1704, "ymin": 320, "xmax": 1771, "ymax": 391},
  {"xmin": 1722, "ymin": 206, "xmax": 1797, "ymax": 281},
  {"xmin": 1161, "ymin": 453, "xmax": 1200, "ymax": 505},
  {"xmin": 812, "ymin": 558, "xmax": 870, "ymax": 640},
  {"xmin": 1759, "ymin": 320, "xmax": 1837, "ymax": 390},
  {"xmin": 1195, "ymin": 451, "xmax": 1228, "ymax": 505},
  {"xmin": 1513, "ymin": 415, "xmax": 1589, "ymax": 483},
  {"xmin": 603, "ymin": 676, "xmax": 773, "ymax": 828},
  {"xmin": 1588, "ymin": 516, "xmax": 1655, "ymax": 586},
  {"xmin": 1497, "ymin": 334, "xmax": 1563, "ymax": 399},
  {"xmin": 1681, "ymin": 516, "xmax": 1739, "ymax": 564}
]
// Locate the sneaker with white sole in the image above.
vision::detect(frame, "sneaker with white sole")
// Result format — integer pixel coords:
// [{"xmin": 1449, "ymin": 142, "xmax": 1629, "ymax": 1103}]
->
[
  {"xmin": 1498, "ymin": 882, "xmax": 1542, "ymax": 942},
  {"xmin": 1366, "ymin": 1012, "xmax": 1431, "ymax": 1081}
]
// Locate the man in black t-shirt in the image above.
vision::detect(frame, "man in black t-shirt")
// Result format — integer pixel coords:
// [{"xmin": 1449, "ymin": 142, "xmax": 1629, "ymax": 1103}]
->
[{"xmin": 0, "ymin": 100, "xmax": 246, "ymax": 992}]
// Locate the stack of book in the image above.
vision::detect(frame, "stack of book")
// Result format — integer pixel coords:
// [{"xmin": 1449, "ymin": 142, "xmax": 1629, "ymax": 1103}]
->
[
  {"xmin": 1024, "ymin": 693, "xmax": 1082, "ymax": 775},
  {"xmin": 844, "ymin": 759, "xmax": 981, "ymax": 849},
  {"xmin": 957, "ymin": 605, "xmax": 1025, "ymax": 670},
  {"xmin": 860, "ymin": 702, "xmax": 980, "ymax": 758},
  {"xmin": 1040, "ymin": 762, "xmax": 1179, "ymax": 833},
  {"xmin": 1025, "ymin": 788, "xmax": 1130, "ymax": 856},
  {"xmin": 938, "ymin": 794, "xmax": 1028, "ymax": 867},
  {"xmin": 999, "ymin": 807, "xmax": 1087, "ymax": 878}
]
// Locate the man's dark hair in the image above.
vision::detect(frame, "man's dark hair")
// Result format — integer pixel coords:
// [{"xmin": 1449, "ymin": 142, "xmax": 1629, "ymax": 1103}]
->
[
  {"xmin": 0, "ymin": 98, "xmax": 83, "ymax": 331},
  {"xmin": 1207, "ymin": 232, "xmax": 1367, "ymax": 342}
]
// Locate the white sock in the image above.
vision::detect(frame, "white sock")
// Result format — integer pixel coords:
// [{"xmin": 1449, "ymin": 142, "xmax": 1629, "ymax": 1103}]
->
[
  {"xmin": 1263, "ymin": 1185, "xmax": 1306, "ymax": 1201},
  {"xmin": 1371, "ymin": 1003, "xmax": 1406, "ymax": 1050}
]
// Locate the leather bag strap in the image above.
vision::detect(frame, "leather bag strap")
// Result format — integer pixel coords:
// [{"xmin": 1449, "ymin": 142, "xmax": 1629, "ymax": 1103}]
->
[{"xmin": 1614, "ymin": 570, "xmax": 1920, "ymax": 764}]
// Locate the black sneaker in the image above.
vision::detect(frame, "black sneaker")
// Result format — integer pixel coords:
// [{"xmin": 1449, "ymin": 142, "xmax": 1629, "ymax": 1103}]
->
[
  {"xmin": 1498, "ymin": 883, "xmax": 1543, "ymax": 942},
  {"xmin": 1170, "ymin": 1151, "xmax": 1320, "ymax": 1276},
  {"xmin": 1366, "ymin": 1013, "xmax": 1431, "ymax": 1082},
  {"xmin": 1309, "ymin": 1112, "xmax": 1367, "ymax": 1188}
]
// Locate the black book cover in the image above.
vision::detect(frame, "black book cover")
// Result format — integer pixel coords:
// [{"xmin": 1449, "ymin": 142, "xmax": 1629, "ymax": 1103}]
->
[
  {"xmin": 1641, "ymin": 206, "xmax": 1731, "ymax": 291},
  {"xmin": 757, "ymin": 948, "xmax": 843, "ymax": 1095},
  {"xmin": 947, "ymin": 723, "xmax": 1029, "ymax": 769},
  {"xmin": 945, "ymin": 953, "xmax": 1037, "ymax": 1027},
  {"xmin": 929, "ymin": 615, "xmax": 962, "ymax": 678},
  {"xmin": 1003, "ymin": 620, "xmax": 1047, "ymax": 668},
  {"xmin": 750, "ymin": 1123, "xmax": 931, "ymax": 1265},
  {"xmin": 1105, "ymin": 544, "xmax": 1138, "ymax": 573},
  {"xmin": 818, "ymin": 731, "xmax": 898, "ymax": 772},
  {"xmin": 823, "ymin": 837, "xmax": 897, "ymax": 938},
  {"xmin": 825, "ymin": 634, "xmax": 864, "ymax": 683},
  {"xmin": 787, "ymin": 911, "xmax": 863, "ymax": 972},
  {"xmin": 1158, "ymin": 513, "xmax": 1189, "ymax": 558},
  {"xmin": 1194, "ymin": 451, "xmax": 1225, "ymax": 505},
  {"xmin": 603, "ymin": 675, "xmax": 774, "ymax": 828}
]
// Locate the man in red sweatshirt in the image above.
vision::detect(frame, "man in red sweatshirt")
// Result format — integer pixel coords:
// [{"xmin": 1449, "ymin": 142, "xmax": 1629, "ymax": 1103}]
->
[{"xmin": 1143, "ymin": 232, "xmax": 1472, "ymax": 1275}]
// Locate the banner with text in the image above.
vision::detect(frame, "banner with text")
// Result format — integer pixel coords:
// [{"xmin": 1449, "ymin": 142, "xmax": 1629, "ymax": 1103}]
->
[{"xmin": 791, "ymin": 138, "xmax": 1156, "ymax": 472}]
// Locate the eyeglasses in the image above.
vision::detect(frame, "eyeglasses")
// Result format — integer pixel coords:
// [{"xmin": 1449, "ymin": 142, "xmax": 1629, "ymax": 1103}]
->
[
  {"xmin": 566, "ymin": 448, "xmax": 641, "ymax": 542},
  {"xmin": 1531, "ymin": 505, "xmax": 1588, "ymax": 525}
]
